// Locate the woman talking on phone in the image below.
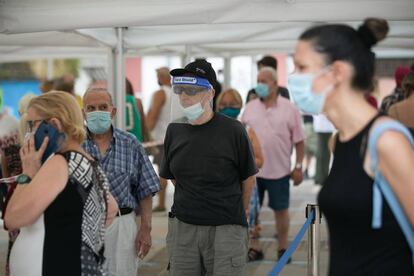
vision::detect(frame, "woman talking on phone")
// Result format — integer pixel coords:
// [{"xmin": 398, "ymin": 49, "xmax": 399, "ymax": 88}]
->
[{"xmin": 5, "ymin": 91, "xmax": 118, "ymax": 276}]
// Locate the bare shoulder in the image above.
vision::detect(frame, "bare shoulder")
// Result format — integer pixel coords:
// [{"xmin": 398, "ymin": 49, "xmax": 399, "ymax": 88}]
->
[
  {"xmin": 371, "ymin": 117, "xmax": 412, "ymax": 154},
  {"xmin": 32, "ymin": 154, "xmax": 69, "ymax": 192},
  {"xmin": 154, "ymin": 89, "xmax": 167, "ymax": 98},
  {"xmin": 40, "ymin": 154, "xmax": 69, "ymax": 173},
  {"xmin": 151, "ymin": 89, "xmax": 166, "ymax": 105}
]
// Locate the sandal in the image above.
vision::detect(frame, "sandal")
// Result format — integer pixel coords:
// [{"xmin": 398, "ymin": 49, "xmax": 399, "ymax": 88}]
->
[{"xmin": 248, "ymin": 248, "xmax": 264, "ymax": 262}]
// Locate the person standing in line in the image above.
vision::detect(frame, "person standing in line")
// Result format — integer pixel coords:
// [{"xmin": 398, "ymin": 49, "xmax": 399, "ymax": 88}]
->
[
  {"xmin": 5, "ymin": 91, "xmax": 118, "ymax": 276},
  {"xmin": 147, "ymin": 67, "xmax": 179, "ymax": 213},
  {"xmin": 82, "ymin": 88, "xmax": 160, "ymax": 276},
  {"xmin": 388, "ymin": 71, "xmax": 414, "ymax": 135},
  {"xmin": 379, "ymin": 66, "xmax": 411, "ymax": 113},
  {"xmin": 160, "ymin": 60, "xmax": 257, "ymax": 275},
  {"xmin": 246, "ymin": 55, "xmax": 290, "ymax": 103},
  {"xmin": 302, "ymin": 114, "xmax": 317, "ymax": 179},
  {"xmin": 216, "ymin": 88, "xmax": 265, "ymax": 262},
  {"xmin": 313, "ymin": 114, "xmax": 335, "ymax": 185},
  {"xmin": 288, "ymin": 17, "xmax": 414, "ymax": 275},
  {"xmin": 125, "ymin": 78, "xmax": 144, "ymax": 142},
  {"xmin": 242, "ymin": 66, "xmax": 305, "ymax": 263}
]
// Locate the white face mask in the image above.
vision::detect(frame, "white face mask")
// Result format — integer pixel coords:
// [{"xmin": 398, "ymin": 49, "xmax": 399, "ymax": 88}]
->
[
  {"xmin": 287, "ymin": 69, "xmax": 334, "ymax": 114},
  {"xmin": 181, "ymin": 102, "xmax": 204, "ymax": 121}
]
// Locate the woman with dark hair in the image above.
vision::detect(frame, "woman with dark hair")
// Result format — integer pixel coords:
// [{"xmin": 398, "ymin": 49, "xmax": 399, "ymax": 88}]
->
[{"xmin": 288, "ymin": 18, "xmax": 414, "ymax": 275}]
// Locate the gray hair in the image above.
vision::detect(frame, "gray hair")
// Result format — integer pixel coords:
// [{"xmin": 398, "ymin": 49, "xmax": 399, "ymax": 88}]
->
[
  {"xmin": 83, "ymin": 87, "xmax": 114, "ymax": 106},
  {"xmin": 259, "ymin": 66, "xmax": 278, "ymax": 82}
]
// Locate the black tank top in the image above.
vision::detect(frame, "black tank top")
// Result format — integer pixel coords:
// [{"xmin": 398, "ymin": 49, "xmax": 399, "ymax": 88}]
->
[{"xmin": 318, "ymin": 114, "xmax": 414, "ymax": 276}]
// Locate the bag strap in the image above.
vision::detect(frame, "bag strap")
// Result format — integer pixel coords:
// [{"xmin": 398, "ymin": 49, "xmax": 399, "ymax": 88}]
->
[{"xmin": 368, "ymin": 120, "xmax": 414, "ymax": 264}]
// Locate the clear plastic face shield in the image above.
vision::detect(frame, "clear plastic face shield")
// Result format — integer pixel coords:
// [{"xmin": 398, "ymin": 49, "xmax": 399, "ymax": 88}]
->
[{"xmin": 170, "ymin": 76, "xmax": 214, "ymax": 125}]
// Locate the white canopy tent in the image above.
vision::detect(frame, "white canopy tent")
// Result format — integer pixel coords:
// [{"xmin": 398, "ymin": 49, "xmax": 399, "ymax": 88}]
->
[
  {"xmin": 1, "ymin": 0, "xmax": 413, "ymax": 128},
  {"xmin": 1, "ymin": 0, "xmax": 413, "ymax": 34}
]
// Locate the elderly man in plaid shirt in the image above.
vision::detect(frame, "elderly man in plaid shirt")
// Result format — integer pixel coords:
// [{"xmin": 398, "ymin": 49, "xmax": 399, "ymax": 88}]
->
[{"xmin": 82, "ymin": 87, "xmax": 160, "ymax": 276}]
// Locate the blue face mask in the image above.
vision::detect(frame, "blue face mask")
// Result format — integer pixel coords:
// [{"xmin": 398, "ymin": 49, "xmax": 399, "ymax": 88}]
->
[
  {"xmin": 86, "ymin": 111, "xmax": 112, "ymax": 134},
  {"xmin": 288, "ymin": 72, "xmax": 333, "ymax": 115},
  {"xmin": 181, "ymin": 102, "xmax": 204, "ymax": 121},
  {"xmin": 220, "ymin": 107, "xmax": 241, "ymax": 119},
  {"xmin": 255, "ymin": 83, "xmax": 269, "ymax": 98}
]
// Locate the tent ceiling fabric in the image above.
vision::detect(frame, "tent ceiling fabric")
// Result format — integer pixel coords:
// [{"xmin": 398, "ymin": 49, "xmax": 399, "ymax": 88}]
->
[
  {"xmin": 79, "ymin": 20, "xmax": 414, "ymax": 57},
  {"xmin": 0, "ymin": 0, "xmax": 413, "ymax": 58},
  {"xmin": 1, "ymin": 0, "xmax": 413, "ymax": 33}
]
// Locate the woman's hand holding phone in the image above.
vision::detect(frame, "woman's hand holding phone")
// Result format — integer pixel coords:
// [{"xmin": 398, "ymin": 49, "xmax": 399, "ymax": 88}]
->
[{"xmin": 20, "ymin": 134, "xmax": 49, "ymax": 178}]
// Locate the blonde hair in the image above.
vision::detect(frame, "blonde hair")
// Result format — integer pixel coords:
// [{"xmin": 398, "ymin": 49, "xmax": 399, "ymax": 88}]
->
[
  {"xmin": 28, "ymin": 91, "xmax": 86, "ymax": 144},
  {"xmin": 215, "ymin": 88, "xmax": 243, "ymax": 111},
  {"xmin": 18, "ymin": 93, "xmax": 37, "ymax": 144}
]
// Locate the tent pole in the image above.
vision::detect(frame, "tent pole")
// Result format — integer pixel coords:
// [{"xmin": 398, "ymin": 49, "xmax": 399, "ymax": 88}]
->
[
  {"xmin": 115, "ymin": 27, "xmax": 126, "ymax": 130},
  {"xmin": 251, "ymin": 55, "xmax": 257, "ymax": 87},
  {"xmin": 223, "ymin": 57, "xmax": 231, "ymax": 89},
  {"xmin": 107, "ymin": 48, "xmax": 115, "ymax": 101},
  {"xmin": 182, "ymin": 45, "xmax": 192, "ymax": 65}
]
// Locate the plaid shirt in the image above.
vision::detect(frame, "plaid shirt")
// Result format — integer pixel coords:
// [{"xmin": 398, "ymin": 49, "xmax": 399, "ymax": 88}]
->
[{"xmin": 82, "ymin": 127, "xmax": 160, "ymax": 209}]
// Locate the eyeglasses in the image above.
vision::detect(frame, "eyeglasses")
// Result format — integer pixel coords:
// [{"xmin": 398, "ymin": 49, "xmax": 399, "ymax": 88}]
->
[{"xmin": 173, "ymin": 85, "xmax": 209, "ymax": 96}]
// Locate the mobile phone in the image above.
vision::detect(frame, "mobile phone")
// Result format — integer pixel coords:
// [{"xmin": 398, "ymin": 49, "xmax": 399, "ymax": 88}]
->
[{"xmin": 34, "ymin": 121, "xmax": 64, "ymax": 163}]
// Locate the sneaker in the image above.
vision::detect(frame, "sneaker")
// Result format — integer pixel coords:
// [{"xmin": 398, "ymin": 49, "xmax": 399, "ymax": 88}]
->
[
  {"xmin": 152, "ymin": 206, "xmax": 166, "ymax": 212},
  {"xmin": 278, "ymin": 249, "xmax": 292, "ymax": 264}
]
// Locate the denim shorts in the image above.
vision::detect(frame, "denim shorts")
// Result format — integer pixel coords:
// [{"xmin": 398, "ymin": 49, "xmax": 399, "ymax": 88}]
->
[{"xmin": 257, "ymin": 175, "xmax": 290, "ymax": 211}]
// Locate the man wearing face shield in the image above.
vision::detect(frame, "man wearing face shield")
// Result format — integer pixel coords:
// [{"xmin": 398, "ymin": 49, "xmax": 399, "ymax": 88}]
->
[
  {"xmin": 242, "ymin": 66, "xmax": 305, "ymax": 263},
  {"xmin": 82, "ymin": 88, "xmax": 161, "ymax": 276},
  {"xmin": 160, "ymin": 60, "xmax": 258, "ymax": 275}
]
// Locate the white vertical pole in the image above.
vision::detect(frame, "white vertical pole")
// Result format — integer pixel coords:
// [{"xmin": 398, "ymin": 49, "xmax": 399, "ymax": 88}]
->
[
  {"xmin": 107, "ymin": 48, "xmax": 115, "ymax": 99},
  {"xmin": 251, "ymin": 55, "xmax": 257, "ymax": 86},
  {"xmin": 182, "ymin": 45, "xmax": 192, "ymax": 65},
  {"xmin": 115, "ymin": 27, "xmax": 126, "ymax": 130},
  {"xmin": 223, "ymin": 57, "xmax": 231, "ymax": 89}
]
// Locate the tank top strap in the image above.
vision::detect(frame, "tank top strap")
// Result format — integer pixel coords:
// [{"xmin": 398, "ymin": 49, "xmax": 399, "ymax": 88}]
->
[{"xmin": 359, "ymin": 112, "xmax": 385, "ymax": 159}]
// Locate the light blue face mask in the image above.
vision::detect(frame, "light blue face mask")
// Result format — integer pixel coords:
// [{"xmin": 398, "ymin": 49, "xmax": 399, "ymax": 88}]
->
[
  {"xmin": 288, "ymin": 71, "xmax": 333, "ymax": 115},
  {"xmin": 86, "ymin": 111, "xmax": 112, "ymax": 134},
  {"xmin": 181, "ymin": 102, "xmax": 204, "ymax": 121},
  {"xmin": 255, "ymin": 83, "xmax": 269, "ymax": 98}
]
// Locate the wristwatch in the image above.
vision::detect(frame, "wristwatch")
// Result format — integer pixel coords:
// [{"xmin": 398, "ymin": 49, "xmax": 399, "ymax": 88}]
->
[
  {"xmin": 16, "ymin": 174, "xmax": 32, "ymax": 185},
  {"xmin": 294, "ymin": 163, "xmax": 302, "ymax": 170}
]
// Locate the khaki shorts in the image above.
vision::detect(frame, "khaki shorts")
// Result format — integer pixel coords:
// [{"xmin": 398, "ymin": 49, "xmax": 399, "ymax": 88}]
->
[{"xmin": 166, "ymin": 216, "xmax": 248, "ymax": 276}]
